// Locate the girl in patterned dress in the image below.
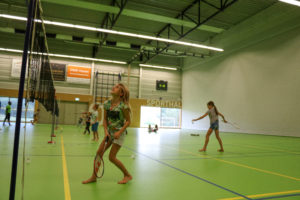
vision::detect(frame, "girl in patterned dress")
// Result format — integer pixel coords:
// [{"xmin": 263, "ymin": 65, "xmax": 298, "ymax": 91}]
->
[{"xmin": 83, "ymin": 83, "xmax": 132, "ymax": 184}]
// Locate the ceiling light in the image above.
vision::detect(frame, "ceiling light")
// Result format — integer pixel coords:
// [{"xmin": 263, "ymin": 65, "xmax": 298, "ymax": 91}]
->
[
  {"xmin": 0, "ymin": 14, "xmax": 224, "ymax": 52},
  {"xmin": 279, "ymin": 0, "xmax": 300, "ymax": 7},
  {"xmin": 0, "ymin": 47, "xmax": 127, "ymax": 64},
  {"xmin": 139, "ymin": 64, "xmax": 177, "ymax": 70},
  {"xmin": 0, "ymin": 14, "xmax": 27, "ymax": 21}
]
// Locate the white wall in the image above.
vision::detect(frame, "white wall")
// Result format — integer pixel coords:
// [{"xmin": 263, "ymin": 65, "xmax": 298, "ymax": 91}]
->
[{"xmin": 182, "ymin": 5, "xmax": 300, "ymax": 137}]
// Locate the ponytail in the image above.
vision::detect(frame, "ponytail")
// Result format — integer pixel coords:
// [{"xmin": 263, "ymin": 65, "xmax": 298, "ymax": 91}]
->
[{"xmin": 207, "ymin": 101, "xmax": 218, "ymax": 115}]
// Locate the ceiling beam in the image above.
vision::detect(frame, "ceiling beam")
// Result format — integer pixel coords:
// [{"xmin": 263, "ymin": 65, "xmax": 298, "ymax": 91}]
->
[
  {"xmin": 129, "ymin": 0, "xmax": 238, "ymax": 64},
  {"xmin": 41, "ymin": 0, "xmax": 224, "ymax": 33},
  {"xmin": 0, "ymin": 27, "xmax": 207, "ymax": 58},
  {"xmin": 94, "ymin": 0, "xmax": 128, "ymax": 57}
]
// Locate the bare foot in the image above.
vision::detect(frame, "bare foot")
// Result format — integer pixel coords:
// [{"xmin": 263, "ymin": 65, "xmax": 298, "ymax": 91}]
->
[
  {"xmin": 199, "ymin": 149, "xmax": 206, "ymax": 152},
  {"xmin": 118, "ymin": 175, "xmax": 132, "ymax": 184},
  {"xmin": 218, "ymin": 149, "xmax": 224, "ymax": 152},
  {"xmin": 82, "ymin": 177, "xmax": 96, "ymax": 184}
]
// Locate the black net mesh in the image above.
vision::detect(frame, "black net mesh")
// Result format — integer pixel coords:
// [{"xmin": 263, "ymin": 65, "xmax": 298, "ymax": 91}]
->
[{"xmin": 27, "ymin": 1, "xmax": 59, "ymax": 116}]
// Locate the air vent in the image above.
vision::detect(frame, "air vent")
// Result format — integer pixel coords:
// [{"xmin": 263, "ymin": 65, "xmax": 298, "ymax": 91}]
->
[
  {"xmin": 106, "ymin": 41, "xmax": 117, "ymax": 46},
  {"xmin": 130, "ymin": 44, "xmax": 141, "ymax": 50},
  {"xmin": 15, "ymin": 29, "xmax": 25, "ymax": 34},
  {"xmin": 46, "ymin": 33, "xmax": 56, "ymax": 38},
  {"xmin": 72, "ymin": 36, "xmax": 83, "ymax": 42}
]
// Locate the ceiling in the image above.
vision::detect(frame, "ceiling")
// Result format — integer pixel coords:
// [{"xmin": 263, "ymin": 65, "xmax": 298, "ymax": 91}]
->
[{"xmin": 0, "ymin": 0, "xmax": 279, "ymax": 66}]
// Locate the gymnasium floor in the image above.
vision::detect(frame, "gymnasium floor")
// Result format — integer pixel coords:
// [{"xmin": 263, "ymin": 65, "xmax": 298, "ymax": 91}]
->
[{"xmin": 1, "ymin": 124, "xmax": 300, "ymax": 200}]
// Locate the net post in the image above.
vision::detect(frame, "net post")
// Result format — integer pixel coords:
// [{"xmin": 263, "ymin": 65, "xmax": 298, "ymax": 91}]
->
[
  {"xmin": 48, "ymin": 94, "xmax": 56, "ymax": 144},
  {"xmin": 9, "ymin": 0, "xmax": 37, "ymax": 199},
  {"xmin": 94, "ymin": 71, "xmax": 98, "ymax": 103}
]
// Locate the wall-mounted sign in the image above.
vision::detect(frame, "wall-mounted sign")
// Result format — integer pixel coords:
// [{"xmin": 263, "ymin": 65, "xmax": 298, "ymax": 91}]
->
[
  {"xmin": 146, "ymin": 99, "xmax": 182, "ymax": 108},
  {"xmin": 156, "ymin": 80, "xmax": 168, "ymax": 91},
  {"xmin": 50, "ymin": 63, "xmax": 66, "ymax": 81},
  {"xmin": 67, "ymin": 65, "xmax": 91, "ymax": 84},
  {"xmin": 11, "ymin": 59, "xmax": 28, "ymax": 78}
]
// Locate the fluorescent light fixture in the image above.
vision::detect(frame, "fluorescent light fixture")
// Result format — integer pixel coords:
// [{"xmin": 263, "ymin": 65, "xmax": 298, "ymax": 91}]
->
[
  {"xmin": 0, "ymin": 14, "xmax": 27, "ymax": 21},
  {"xmin": 0, "ymin": 48, "xmax": 23, "ymax": 53},
  {"xmin": 75, "ymin": 97, "xmax": 80, "ymax": 101},
  {"xmin": 0, "ymin": 47, "xmax": 127, "ymax": 64},
  {"xmin": 47, "ymin": 53, "xmax": 127, "ymax": 64},
  {"xmin": 0, "ymin": 14, "xmax": 224, "ymax": 52},
  {"xmin": 279, "ymin": 0, "xmax": 300, "ymax": 7},
  {"xmin": 139, "ymin": 64, "xmax": 177, "ymax": 71}
]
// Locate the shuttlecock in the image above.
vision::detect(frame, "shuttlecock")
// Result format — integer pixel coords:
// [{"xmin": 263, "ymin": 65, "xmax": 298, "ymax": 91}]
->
[{"xmin": 26, "ymin": 157, "xmax": 31, "ymax": 164}]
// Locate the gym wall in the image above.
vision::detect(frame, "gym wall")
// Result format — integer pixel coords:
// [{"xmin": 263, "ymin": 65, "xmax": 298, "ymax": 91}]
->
[
  {"xmin": 182, "ymin": 4, "xmax": 300, "ymax": 137},
  {"xmin": 0, "ymin": 54, "xmax": 182, "ymax": 127}
]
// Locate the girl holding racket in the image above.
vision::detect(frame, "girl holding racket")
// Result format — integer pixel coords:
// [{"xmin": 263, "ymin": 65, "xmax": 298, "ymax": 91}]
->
[
  {"xmin": 83, "ymin": 83, "xmax": 132, "ymax": 184},
  {"xmin": 192, "ymin": 101, "xmax": 227, "ymax": 152}
]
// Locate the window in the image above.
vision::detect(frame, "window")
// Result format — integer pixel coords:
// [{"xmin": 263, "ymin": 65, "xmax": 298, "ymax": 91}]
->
[
  {"xmin": 0, "ymin": 97, "xmax": 35, "ymax": 122},
  {"xmin": 161, "ymin": 108, "xmax": 181, "ymax": 128},
  {"xmin": 140, "ymin": 106, "xmax": 161, "ymax": 127},
  {"xmin": 140, "ymin": 106, "xmax": 181, "ymax": 128}
]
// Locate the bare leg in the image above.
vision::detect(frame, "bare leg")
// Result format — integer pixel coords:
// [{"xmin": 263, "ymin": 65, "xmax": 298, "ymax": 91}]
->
[
  {"xmin": 82, "ymin": 137, "xmax": 112, "ymax": 184},
  {"xmin": 199, "ymin": 129, "xmax": 213, "ymax": 152},
  {"xmin": 92, "ymin": 131, "xmax": 96, "ymax": 141},
  {"xmin": 215, "ymin": 130, "xmax": 224, "ymax": 152},
  {"xmin": 109, "ymin": 143, "xmax": 132, "ymax": 184},
  {"xmin": 3, "ymin": 115, "xmax": 7, "ymax": 125},
  {"xmin": 95, "ymin": 131, "xmax": 99, "ymax": 141}
]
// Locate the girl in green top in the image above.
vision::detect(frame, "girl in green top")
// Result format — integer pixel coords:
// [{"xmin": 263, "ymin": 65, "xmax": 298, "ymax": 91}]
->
[
  {"xmin": 83, "ymin": 83, "xmax": 132, "ymax": 184},
  {"xmin": 3, "ymin": 101, "xmax": 11, "ymax": 126}
]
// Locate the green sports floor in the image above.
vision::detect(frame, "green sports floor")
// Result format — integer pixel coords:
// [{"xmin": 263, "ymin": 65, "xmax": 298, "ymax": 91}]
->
[{"xmin": 0, "ymin": 124, "xmax": 300, "ymax": 200}]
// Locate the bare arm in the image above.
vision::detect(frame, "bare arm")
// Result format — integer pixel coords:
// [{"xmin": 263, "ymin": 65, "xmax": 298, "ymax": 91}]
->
[
  {"xmin": 218, "ymin": 112, "xmax": 227, "ymax": 123},
  {"xmin": 192, "ymin": 113, "xmax": 208, "ymax": 122}
]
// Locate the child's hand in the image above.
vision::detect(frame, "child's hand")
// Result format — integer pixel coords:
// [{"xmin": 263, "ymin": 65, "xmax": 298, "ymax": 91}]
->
[
  {"xmin": 105, "ymin": 133, "xmax": 111, "ymax": 140},
  {"xmin": 114, "ymin": 131, "xmax": 121, "ymax": 139},
  {"xmin": 223, "ymin": 120, "xmax": 228, "ymax": 123}
]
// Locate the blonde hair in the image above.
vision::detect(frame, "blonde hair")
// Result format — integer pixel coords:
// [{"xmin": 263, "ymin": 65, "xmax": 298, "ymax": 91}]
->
[
  {"xmin": 94, "ymin": 104, "xmax": 99, "ymax": 110},
  {"xmin": 118, "ymin": 83, "xmax": 131, "ymax": 112}
]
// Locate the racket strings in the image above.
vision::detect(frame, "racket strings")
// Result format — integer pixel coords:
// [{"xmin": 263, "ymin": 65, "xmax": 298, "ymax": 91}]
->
[{"xmin": 94, "ymin": 156, "xmax": 104, "ymax": 177}]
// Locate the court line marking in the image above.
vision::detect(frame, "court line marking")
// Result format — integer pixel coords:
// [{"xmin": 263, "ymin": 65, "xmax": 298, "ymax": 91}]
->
[
  {"xmin": 124, "ymin": 146, "xmax": 252, "ymax": 200},
  {"xmin": 256, "ymin": 193, "xmax": 300, "ymax": 200},
  {"xmin": 61, "ymin": 135, "xmax": 72, "ymax": 200},
  {"xmin": 165, "ymin": 146, "xmax": 300, "ymax": 181},
  {"xmin": 219, "ymin": 190, "xmax": 300, "ymax": 200},
  {"xmin": 160, "ymin": 151, "xmax": 293, "ymax": 161},
  {"xmin": 231, "ymin": 143, "xmax": 300, "ymax": 155}
]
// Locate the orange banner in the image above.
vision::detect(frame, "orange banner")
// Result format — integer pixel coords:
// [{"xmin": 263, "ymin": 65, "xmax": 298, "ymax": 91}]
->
[{"xmin": 67, "ymin": 65, "xmax": 91, "ymax": 79}]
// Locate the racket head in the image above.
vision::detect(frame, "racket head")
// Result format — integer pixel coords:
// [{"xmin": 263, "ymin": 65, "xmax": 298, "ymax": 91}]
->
[
  {"xmin": 223, "ymin": 120, "xmax": 240, "ymax": 129},
  {"xmin": 231, "ymin": 122, "xmax": 240, "ymax": 129},
  {"xmin": 94, "ymin": 154, "xmax": 104, "ymax": 178}
]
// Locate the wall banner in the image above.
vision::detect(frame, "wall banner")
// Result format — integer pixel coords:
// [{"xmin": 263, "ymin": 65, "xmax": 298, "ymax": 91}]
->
[
  {"xmin": 66, "ymin": 65, "xmax": 91, "ymax": 84},
  {"xmin": 50, "ymin": 63, "xmax": 66, "ymax": 81}
]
